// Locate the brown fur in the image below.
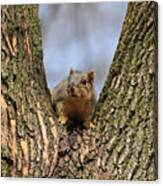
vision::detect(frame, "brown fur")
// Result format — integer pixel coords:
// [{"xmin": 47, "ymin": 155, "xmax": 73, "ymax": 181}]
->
[
  {"xmin": 63, "ymin": 97, "xmax": 92, "ymax": 122},
  {"xmin": 50, "ymin": 69, "xmax": 96, "ymax": 128}
]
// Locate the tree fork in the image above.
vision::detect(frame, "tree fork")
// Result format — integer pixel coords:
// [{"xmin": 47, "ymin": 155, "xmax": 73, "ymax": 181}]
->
[
  {"xmin": 54, "ymin": 2, "xmax": 158, "ymax": 180},
  {"xmin": 1, "ymin": 2, "xmax": 158, "ymax": 180}
]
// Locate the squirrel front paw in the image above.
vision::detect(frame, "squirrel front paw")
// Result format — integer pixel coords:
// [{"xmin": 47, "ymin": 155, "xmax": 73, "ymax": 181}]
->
[
  {"xmin": 58, "ymin": 115, "xmax": 68, "ymax": 125},
  {"xmin": 83, "ymin": 120, "xmax": 91, "ymax": 129}
]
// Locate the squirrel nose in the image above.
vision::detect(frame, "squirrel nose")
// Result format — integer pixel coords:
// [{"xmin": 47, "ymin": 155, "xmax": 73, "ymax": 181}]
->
[{"xmin": 70, "ymin": 87, "xmax": 74, "ymax": 93}]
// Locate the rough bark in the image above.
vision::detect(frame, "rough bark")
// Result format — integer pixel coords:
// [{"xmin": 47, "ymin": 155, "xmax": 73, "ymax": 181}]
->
[
  {"xmin": 1, "ymin": 5, "xmax": 58, "ymax": 177},
  {"xmin": 1, "ymin": 2, "xmax": 157, "ymax": 180},
  {"xmin": 90, "ymin": 1, "xmax": 158, "ymax": 180},
  {"xmin": 54, "ymin": 2, "xmax": 158, "ymax": 180}
]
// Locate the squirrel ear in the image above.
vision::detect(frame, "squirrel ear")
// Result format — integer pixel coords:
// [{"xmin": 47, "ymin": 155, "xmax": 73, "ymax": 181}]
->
[
  {"xmin": 87, "ymin": 69, "xmax": 95, "ymax": 83},
  {"xmin": 69, "ymin": 68, "xmax": 74, "ymax": 75}
]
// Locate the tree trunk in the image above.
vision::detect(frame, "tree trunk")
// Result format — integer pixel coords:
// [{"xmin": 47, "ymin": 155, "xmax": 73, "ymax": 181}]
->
[
  {"xmin": 1, "ymin": 2, "xmax": 157, "ymax": 180},
  {"xmin": 54, "ymin": 2, "xmax": 158, "ymax": 180},
  {"xmin": 1, "ymin": 5, "xmax": 58, "ymax": 177},
  {"xmin": 91, "ymin": 1, "xmax": 158, "ymax": 180}
]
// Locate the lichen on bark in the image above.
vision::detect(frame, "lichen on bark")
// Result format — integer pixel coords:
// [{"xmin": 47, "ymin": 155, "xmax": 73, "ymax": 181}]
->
[
  {"xmin": 53, "ymin": 2, "xmax": 158, "ymax": 180},
  {"xmin": 1, "ymin": 5, "xmax": 58, "ymax": 177},
  {"xmin": 1, "ymin": 2, "xmax": 158, "ymax": 180}
]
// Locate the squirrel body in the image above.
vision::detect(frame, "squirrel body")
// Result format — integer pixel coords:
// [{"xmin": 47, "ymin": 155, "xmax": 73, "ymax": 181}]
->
[{"xmin": 50, "ymin": 69, "xmax": 96, "ymax": 128}]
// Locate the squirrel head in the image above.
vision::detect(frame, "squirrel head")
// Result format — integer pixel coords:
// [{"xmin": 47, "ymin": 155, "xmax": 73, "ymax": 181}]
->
[{"xmin": 68, "ymin": 69, "xmax": 95, "ymax": 98}]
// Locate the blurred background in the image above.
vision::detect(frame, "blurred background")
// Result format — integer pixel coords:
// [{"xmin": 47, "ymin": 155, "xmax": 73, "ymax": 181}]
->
[{"xmin": 39, "ymin": 2, "xmax": 127, "ymax": 98}]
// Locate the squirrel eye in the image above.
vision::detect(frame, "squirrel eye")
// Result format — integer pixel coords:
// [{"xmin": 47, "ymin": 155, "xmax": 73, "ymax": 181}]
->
[{"xmin": 81, "ymin": 79, "xmax": 87, "ymax": 85}]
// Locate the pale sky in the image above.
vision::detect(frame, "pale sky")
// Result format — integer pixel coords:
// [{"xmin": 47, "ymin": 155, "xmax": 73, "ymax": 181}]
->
[{"xmin": 39, "ymin": 2, "xmax": 127, "ymax": 97}]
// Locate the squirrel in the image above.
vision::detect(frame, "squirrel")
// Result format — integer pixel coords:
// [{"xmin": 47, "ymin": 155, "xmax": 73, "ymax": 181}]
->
[{"xmin": 50, "ymin": 69, "xmax": 96, "ymax": 129}]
